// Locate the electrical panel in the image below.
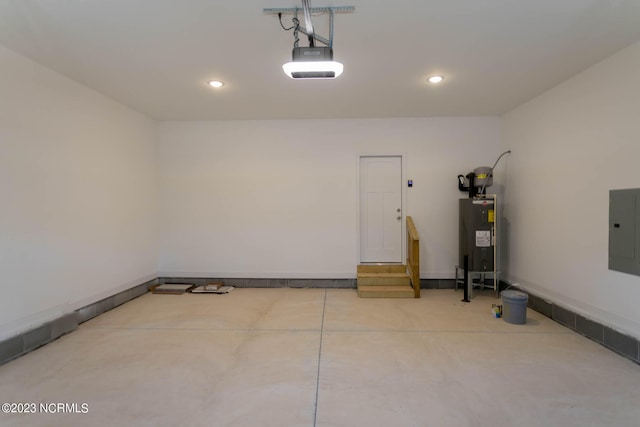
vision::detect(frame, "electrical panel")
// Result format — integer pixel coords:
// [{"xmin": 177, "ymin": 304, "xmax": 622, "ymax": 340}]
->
[{"xmin": 609, "ymin": 189, "xmax": 640, "ymax": 276}]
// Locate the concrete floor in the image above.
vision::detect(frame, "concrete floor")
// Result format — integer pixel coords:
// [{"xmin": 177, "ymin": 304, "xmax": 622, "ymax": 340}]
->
[{"xmin": 1, "ymin": 288, "xmax": 639, "ymax": 427}]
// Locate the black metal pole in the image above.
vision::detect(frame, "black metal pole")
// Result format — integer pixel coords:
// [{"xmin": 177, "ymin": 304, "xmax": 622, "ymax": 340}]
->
[{"xmin": 462, "ymin": 254, "xmax": 470, "ymax": 302}]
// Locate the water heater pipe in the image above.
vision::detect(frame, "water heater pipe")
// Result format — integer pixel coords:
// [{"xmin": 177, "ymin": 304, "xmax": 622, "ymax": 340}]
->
[{"xmin": 479, "ymin": 150, "xmax": 512, "ymax": 195}]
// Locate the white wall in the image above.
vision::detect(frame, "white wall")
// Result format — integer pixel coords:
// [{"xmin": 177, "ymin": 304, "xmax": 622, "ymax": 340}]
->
[
  {"xmin": 0, "ymin": 45, "xmax": 159, "ymax": 340},
  {"xmin": 501, "ymin": 41, "xmax": 640, "ymax": 338},
  {"xmin": 157, "ymin": 118, "xmax": 502, "ymax": 279}
]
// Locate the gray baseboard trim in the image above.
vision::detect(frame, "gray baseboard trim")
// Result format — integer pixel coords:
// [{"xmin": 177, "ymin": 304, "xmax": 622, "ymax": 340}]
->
[
  {"xmin": 0, "ymin": 279, "xmax": 154, "ymax": 366},
  {"xmin": 511, "ymin": 285, "xmax": 640, "ymax": 365},
  {"xmin": 160, "ymin": 277, "xmax": 464, "ymax": 290},
  {"xmin": 160, "ymin": 277, "xmax": 490, "ymax": 290},
  {"xmin": 422, "ymin": 279, "xmax": 511, "ymax": 291},
  {"xmin": 158, "ymin": 277, "xmax": 357, "ymax": 289},
  {"xmin": 420, "ymin": 279, "xmax": 456, "ymax": 289}
]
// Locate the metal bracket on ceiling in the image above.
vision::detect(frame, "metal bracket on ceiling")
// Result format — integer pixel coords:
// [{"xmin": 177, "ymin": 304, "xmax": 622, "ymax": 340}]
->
[
  {"xmin": 263, "ymin": 6, "xmax": 355, "ymax": 14},
  {"xmin": 264, "ymin": 6, "xmax": 355, "ymax": 47}
]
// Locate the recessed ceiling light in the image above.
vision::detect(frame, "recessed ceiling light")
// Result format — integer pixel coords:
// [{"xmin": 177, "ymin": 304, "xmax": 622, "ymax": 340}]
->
[
  {"xmin": 208, "ymin": 80, "xmax": 224, "ymax": 88},
  {"xmin": 427, "ymin": 75, "xmax": 444, "ymax": 84}
]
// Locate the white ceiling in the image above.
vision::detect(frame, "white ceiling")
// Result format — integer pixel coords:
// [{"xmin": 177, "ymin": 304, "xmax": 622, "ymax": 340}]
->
[{"xmin": 1, "ymin": 0, "xmax": 640, "ymax": 121}]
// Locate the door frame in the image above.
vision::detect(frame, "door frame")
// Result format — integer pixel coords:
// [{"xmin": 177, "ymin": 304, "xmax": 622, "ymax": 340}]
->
[{"xmin": 356, "ymin": 153, "xmax": 407, "ymax": 264}]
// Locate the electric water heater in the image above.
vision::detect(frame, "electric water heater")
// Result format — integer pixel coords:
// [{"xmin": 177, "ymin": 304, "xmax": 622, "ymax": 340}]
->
[{"xmin": 459, "ymin": 198, "xmax": 495, "ymax": 271}]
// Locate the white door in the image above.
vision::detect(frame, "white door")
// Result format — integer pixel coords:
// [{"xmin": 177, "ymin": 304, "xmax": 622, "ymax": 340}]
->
[{"xmin": 360, "ymin": 156, "xmax": 403, "ymax": 262}]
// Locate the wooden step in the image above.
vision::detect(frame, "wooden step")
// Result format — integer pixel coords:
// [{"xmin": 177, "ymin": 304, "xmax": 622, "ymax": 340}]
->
[
  {"xmin": 357, "ymin": 264, "xmax": 406, "ymax": 274},
  {"xmin": 356, "ymin": 264, "xmax": 415, "ymax": 298},
  {"xmin": 357, "ymin": 273, "xmax": 411, "ymax": 287},
  {"xmin": 357, "ymin": 285, "xmax": 415, "ymax": 298}
]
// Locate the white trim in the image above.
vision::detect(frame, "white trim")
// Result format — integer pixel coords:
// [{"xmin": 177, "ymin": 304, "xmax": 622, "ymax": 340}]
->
[
  {"xmin": 508, "ymin": 274, "xmax": 640, "ymax": 340},
  {"xmin": 69, "ymin": 272, "xmax": 157, "ymax": 310},
  {"xmin": 0, "ymin": 272, "xmax": 156, "ymax": 341}
]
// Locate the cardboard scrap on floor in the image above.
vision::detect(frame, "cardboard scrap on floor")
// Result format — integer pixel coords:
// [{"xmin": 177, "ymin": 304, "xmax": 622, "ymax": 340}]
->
[
  {"xmin": 151, "ymin": 281, "xmax": 234, "ymax": 295},
  {"xmin": 190, "ymin": 283, "xmax": 234, "ymax": 294}
]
